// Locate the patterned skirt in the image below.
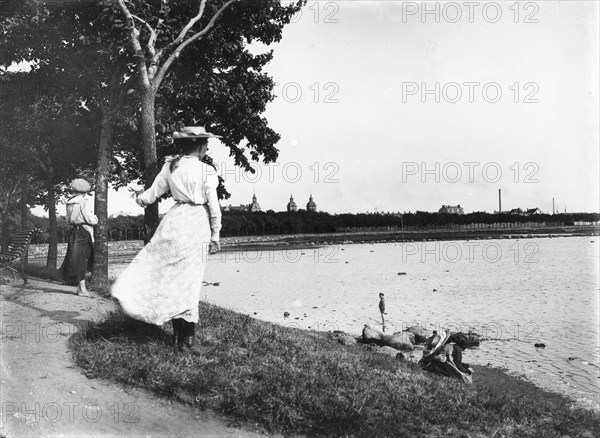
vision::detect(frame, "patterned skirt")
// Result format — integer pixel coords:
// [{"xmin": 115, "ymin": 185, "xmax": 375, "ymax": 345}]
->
[{"xmin": 111, "ymin": 203, "xmax": 211, "ymax": 325}]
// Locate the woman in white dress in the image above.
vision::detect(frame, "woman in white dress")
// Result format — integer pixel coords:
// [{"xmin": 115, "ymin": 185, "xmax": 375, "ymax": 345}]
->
[{"xmin": 111, "ymin": 126, "xmax": 222, "ymax": 354}]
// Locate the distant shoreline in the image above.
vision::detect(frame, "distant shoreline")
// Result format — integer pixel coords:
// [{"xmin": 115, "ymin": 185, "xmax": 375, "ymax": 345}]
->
[
  {"xmin": 218, "ymin": 225, "xmax": 600, "ymax": 252},
  {"xmin": 27, "ymin": 225, "xmax": 600, "ymax": 259}
]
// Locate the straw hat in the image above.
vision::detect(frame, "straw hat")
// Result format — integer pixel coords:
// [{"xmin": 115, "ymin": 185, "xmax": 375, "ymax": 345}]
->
[
  {"xmin": 172, "ymin": 126, "xmax": 221, "ymax": 139},
  {"xmin": 70, "ymin": 178, "xmax": 91, "ymax": 193},
  {"xmin": 422, "ymin": 329, "xmax": 450, "ymax": 358}
]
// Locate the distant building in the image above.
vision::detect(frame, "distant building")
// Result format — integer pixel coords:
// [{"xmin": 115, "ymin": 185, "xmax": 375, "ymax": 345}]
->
[
  {"xmin": 287, "ymin": 194, "xmax": 298, "ymax": 212},
  {"xmin": 438, "ymin": 204, "xmax": 464, "ymax": 214},
  {"xmin": 249, "ymin": 192, "xmax": 261, "ymax": 212},
  {"xmin": 221, "ymin": 193, "xmax": 261, "ymax": 212},
  {"xmin": 221, "ymin": 204, "xmax": 248, "ymax": 212},
  {"xmin": 524, "ymin": 208, "xmax": 543, "ymax": 216},
  {"xmin": 509, "ymin": 208, "xmax": 524, "ymax": 215},
  {"xmin": 306, "ymin": 194, "xmax": 317, "ymax": 212}
]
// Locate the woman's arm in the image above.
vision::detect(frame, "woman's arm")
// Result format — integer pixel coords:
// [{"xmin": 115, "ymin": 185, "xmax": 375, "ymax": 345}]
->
[
  {"xmin": 204, "ymin": 173, "xmax": 222, "ymax": 249},
  {"xmin": 81, "ymin": 196, "xmax": 98, "ymax": 225},
  {"xmin": 452, "ymin": 345, "xmax": 472, "ymax": 374},
  {"xmin": 137, "ymin": 163, "xmax": 170, "ymax": 207}
]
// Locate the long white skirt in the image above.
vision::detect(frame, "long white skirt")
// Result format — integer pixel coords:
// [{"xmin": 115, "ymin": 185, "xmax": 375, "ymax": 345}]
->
[{"xmin": 111, "ymin": 203, "xmax": 211, "ymax": 325}]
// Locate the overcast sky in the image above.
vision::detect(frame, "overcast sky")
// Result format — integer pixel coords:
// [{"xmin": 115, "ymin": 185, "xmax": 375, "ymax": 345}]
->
[{"xmin": 64, "ymin": 1, "xmax": 600, "ymax": 216}]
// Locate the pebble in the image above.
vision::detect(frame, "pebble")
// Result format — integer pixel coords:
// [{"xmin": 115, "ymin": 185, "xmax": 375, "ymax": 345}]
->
[
  {"xmin": 534, "ymin": 343, "xmax": 546, "ymax": 348},
  {"xmin": 283, "ymin": 312, "xmax": 290, "ymax": 317},
  {"xmin": 69, "ymin": 390, "xmax": 76, "ymax": 394}
]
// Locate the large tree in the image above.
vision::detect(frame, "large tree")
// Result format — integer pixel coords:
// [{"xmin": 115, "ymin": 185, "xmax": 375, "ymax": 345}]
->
[
  {"xmin": 1, "ymin": 0, "xmax": 302, "ymax": 286},
  {"xmin": 107, "ymin": 0, "xmax": 303, "ymax": 237},
  {"xmin": 0, "ymin": 71, "xmax": 98, "ymax": 267},
  {"xmin": 1, "ymin": 1, "xmax": 135, "ymax": 282}
]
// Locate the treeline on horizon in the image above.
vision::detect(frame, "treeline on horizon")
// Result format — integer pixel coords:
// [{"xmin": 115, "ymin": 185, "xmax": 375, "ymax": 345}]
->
[{"xmin": 18, "ymin": 210, "xmax": 600, "ymax": 244}]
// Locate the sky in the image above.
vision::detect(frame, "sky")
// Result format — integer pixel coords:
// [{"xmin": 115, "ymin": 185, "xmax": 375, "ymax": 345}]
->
[{"xmin": 34, "ymin": 1, "xmax": 600, "ymax": 217}]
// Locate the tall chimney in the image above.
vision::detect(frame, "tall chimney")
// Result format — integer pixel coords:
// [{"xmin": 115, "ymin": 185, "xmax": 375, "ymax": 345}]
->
[
  {"xmin": 498, "ymin": 189, "xmax": 502, "ymax": 213},
  {"xmin": 552, "ymin": 197, "xmax": 555, "ymax": 215}
]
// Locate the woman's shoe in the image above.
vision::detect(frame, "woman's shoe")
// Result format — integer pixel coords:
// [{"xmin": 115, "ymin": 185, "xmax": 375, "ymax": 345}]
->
[
  {"xmin": 178, "ymin": 321, "xmax": 202, "ymax": 355},
  {"xmin": 179, "ymin": 335, "xmax": 203, "ymax": 356},
  {"xmin": 171, "ymin": 319, "xmax": 182, "ymax": 347}
]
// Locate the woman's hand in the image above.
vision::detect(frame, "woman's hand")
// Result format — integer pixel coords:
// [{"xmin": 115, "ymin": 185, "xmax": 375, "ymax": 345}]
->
[
  {"xmin": 208, "ymin": 240, "xmax": 220, "ymax": 254},
  {"xmin": 136, "ymin": 196, "xmax": 148, "ymax": 208}
]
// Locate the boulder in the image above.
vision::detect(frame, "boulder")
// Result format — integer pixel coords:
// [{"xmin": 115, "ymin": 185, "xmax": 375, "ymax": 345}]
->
[
  {"xmin": 362, "ymin": 325, "xmax": 384, "ymax": 344},
  {"xmin": 374, "ymin": 346, "xmax": 405, "ymax": 360},
  {"xmin": 337, "ymin": 334, "xmax": 358, "ymax": 346},
  {"xmin": 404, "ymin": 326, "xmax": 433, "ymax": 344},
  {"xmin": 382, "ymin": 332, "xmax": 414, "ymax": 351}
]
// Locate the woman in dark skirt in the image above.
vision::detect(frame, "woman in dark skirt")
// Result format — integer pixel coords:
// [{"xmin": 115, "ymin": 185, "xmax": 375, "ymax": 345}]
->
[{"xmin": 61, "ymin": 178, "xmax": 98, "ymax": 296}]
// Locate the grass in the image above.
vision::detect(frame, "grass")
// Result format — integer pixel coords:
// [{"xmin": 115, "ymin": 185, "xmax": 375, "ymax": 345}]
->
[{"xmin": 69, "ymin": 303, "xmax": 600, "ymax": 437}]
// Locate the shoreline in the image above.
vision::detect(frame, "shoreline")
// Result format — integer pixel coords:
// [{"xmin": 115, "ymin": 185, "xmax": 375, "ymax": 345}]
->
[
  {"xmin": 217, "ymin": 226, "xmax": 599, "ymax": 252},
  {"xmin": 27, "ymin": 225, "xmax": 600, "ymax": 258}
]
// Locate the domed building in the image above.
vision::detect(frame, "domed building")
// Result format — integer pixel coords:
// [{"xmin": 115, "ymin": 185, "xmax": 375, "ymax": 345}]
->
[
  {"xmin": 306, "ymin": 194, "xmax": 317, "ymax": 212},
  {"xmin": 249, "ymin": 192, "xmax": 261, "ymax": 212},
  {"xmin": 287, "ymin": 194, "xmax": 298, "ymax": 212}
]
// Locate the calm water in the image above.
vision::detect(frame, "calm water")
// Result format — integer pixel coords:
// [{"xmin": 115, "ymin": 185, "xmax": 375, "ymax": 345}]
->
[{"xmin": 198, "ymin": 235, "xmax": 600, "ymax": 410}]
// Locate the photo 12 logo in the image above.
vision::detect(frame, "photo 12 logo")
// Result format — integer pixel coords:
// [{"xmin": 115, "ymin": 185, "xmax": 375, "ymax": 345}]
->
[
  {"xmin": 401, "ymin": 82, "xmax": 539, "ymax": 104},
  {"xmin": 202, "ymin": 245, "xmax": 341, "ymax": 265},
  {"xmin": 400, "ymin": 240, "xmax": 540, "ymax": 264},
  {"xmin": 1, "ymin": 322, "xmax": 75, "ymax": 343},
  {"xmin": 2, "ymin": 401, "xmax": 139, "ymax": 424},
  {"xmin": 273, "ymin": 81, "xmax": 340, "ymax": 104},
  {"xmin": 285, "ymin": 1, "xmax": 340, "ymax": 24},
  {"xmin": 401, "ymin": 2, "xmax": 540, "ymax": 24},
  {"xmin": 401, "ymin": 162, "xmax": 540, "ymax": 184},
  {"xmin": 204, "ymin": 161, "xmax": 340, "ymax": 184}
]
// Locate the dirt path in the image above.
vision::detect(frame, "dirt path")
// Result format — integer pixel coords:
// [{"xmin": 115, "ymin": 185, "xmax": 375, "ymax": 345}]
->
[{"xmin": 0, "ymin": 278, "xmax": 274, "ymax": 438}]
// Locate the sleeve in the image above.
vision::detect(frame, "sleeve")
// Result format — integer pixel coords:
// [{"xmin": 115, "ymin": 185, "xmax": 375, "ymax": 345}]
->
[
  {"xmin": 452, "ymin": 345, "xmax": 471, "ymax": 374},
  {"xmin": 203, "ymin": 173, "xmax": 222, "ymax": 242},
  {"xmin": 81, "ymin": 197, "xmax": 98, "ymax": 225},
  {"xmin": 138, "ymin": 162, "xmax": 170, "ymax": 205}
]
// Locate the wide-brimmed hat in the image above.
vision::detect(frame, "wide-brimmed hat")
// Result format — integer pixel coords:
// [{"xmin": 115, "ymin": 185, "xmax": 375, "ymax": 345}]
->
[
  {"xmin": 422, "ymin": 329, "xmax": 450, "ymax": 358},
  {"xmin": 70, "ymin": 178, "xmax": 91, "ymax": 193},
  {"xmin": 172, "ymin": 126, "xmax": 222, "ymax": 139}
]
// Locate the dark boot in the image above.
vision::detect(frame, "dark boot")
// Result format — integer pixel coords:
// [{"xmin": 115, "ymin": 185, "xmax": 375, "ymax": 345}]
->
[
  {"xmin": 171, "ymin": 318, "xmax": 183, "ymax": 347},
  {"xmin": 179, "ymin": 320, "xmax": 202, "ymax": 356}
]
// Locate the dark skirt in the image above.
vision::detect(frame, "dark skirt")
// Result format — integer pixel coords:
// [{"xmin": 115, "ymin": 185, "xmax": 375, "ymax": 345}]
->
[{"xmin": 61, "ymin": 225, "xmax": 93, "ymax": 285}]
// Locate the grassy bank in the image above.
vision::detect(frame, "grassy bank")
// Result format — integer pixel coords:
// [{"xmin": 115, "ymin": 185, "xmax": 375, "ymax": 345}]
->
[{"xmin": 69, "ymin": 303, "xmax": 599, "ymax": 437}]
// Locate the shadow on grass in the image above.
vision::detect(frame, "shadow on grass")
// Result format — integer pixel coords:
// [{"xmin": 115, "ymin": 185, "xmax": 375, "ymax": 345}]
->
[{"xmin": 78, "ymin": 309, "xmax": 171, "ymax": 346}]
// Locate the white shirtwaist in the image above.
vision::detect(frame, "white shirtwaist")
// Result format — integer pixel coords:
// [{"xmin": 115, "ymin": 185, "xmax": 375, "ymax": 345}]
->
[
  {"xmin": 65, "ymin": 194, "xmax": 98, "ymax": 242},
  {"xmin": 111, "ymin": 156, "xmax": 222, "ymax": 325}
]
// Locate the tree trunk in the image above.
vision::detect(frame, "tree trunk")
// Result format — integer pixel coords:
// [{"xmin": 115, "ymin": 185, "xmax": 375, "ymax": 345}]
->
[
  {"xmin": 92, "ymin": 114, "xmax": 114, "ymax": 290},
  {"xmin": 46, "ymin": 177, "xmax": 58, "ymax": 269},
  {"xmin": 20, "ymin": 180, "xmax": 29, "ymax": 265},
  {"xmin": 0, "ymin": 212, "xmax": 10, "ymax": 253},
  {"xmin": 20, "ymin": 180, "xmax": 28, "ymax": 230},
  {"xmin": 140, "ymin": 89, "xmax": 159, "ymax": 244}
]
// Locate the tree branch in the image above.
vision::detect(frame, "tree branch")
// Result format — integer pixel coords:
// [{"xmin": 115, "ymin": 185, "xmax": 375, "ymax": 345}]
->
[
  {"xmin": 174, "ymin": 0, "xmax": 208, "ymax": 45},
  {"xmin": 116, "ymin": 0, "xmax": 151, "ymax": 89},
  {"xmin": 154, "ymin": 0, "xmax": 238, "ymax": 88}
]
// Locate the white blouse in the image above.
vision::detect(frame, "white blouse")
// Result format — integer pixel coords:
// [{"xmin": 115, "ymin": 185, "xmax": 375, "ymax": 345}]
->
[
  {"xmin": 66, "ymin": 194, "xmax": 98, "ymax": 242},
  {"xmin": 138, "ymin": 155, "xmax": 222, "ymax": 242}
]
